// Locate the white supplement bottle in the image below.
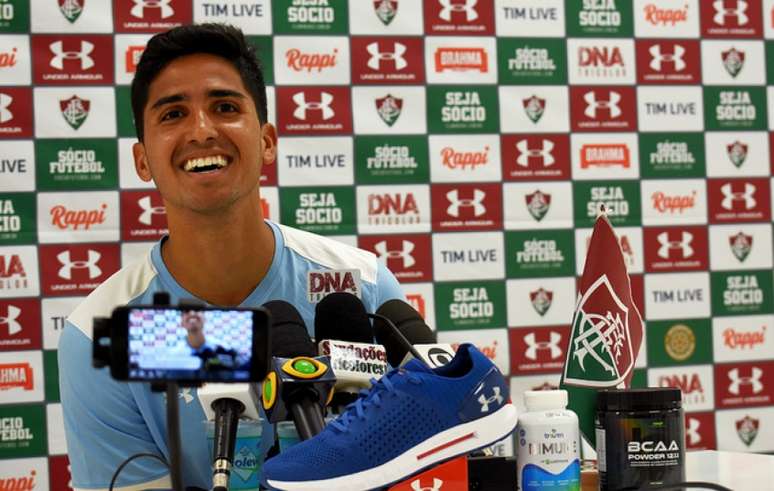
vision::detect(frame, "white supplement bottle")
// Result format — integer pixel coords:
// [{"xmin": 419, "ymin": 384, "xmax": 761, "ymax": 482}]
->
[{"xmin": 516, "ymin": 390, "xmax": 581, "ymax": 491}]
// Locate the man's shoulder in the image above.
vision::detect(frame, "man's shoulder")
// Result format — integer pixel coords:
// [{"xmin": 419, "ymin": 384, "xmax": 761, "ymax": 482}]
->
[
  {"xmin": 67, "ymin": 249, "xmax": 158, "ymax": 339},
  {"xmin": 274, "ymin": 222, "xmax": 379, "ymax": 285}
]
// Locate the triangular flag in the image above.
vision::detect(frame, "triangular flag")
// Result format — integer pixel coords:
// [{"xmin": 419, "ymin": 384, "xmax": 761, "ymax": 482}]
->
[{"xmin": 560, "ymin": 213, "xmax": 644, "ymax": 447}]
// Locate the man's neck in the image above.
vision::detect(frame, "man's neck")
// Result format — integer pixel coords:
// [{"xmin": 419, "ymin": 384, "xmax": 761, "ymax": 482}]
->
[{"xmin": 161, "ymin": 201, "xmax": 275, "ymax": 306}]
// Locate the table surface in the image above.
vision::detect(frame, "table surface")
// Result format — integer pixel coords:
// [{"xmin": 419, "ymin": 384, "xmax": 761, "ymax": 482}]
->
[{"xmin": 686, "ymin": 450, "xmax": 774, "ymax": 490}]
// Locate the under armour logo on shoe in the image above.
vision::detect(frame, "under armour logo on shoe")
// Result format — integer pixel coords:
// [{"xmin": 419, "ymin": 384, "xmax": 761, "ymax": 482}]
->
[
  {"xmin": 293, "ymin": 91, "xmax": 334, "ymax": 120},
  {"xmin": 411, "ymin": 477, "xmax": 444, "ymax": 491},
  {"xmin": 131, "ymin": 0, "xmax": 174, "ymax": 19},
  {"xmin": 366, "ymin": 42, "xmax": 408, "ymax": 71},
  {"xmin": 49, "ymin": 40, "xmax": 94, "ymax": 70},
  {"xmin": 438, "ymin": 0, "xmax": 478, "ymax": 21},
  {"xmin": 477, "ymin": 386, "xmax": 503, "ymax": 413}
]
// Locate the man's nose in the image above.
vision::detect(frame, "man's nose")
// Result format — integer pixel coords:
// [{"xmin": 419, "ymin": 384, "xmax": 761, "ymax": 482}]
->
[{"xmin": 187, "ymin": 108, "xmax": 218, "ymax": 142}]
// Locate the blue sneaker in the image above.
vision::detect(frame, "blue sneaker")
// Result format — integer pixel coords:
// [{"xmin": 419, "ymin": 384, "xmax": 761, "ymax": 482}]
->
[{"xmin": 262, "ymin": 344, "xmax": 517, "ymax": 491}]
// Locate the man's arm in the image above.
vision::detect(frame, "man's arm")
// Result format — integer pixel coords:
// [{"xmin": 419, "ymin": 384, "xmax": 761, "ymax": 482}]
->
[
  {"xmin": 59, "ymin": 321, "xmax": 171, "ymax": 490},
  {"xmin": 374, "ymin": 261, "xmax": 408, "ymax": 307}
]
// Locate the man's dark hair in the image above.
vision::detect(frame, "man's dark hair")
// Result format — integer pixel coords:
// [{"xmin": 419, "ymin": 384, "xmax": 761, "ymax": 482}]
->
[{"xmin": 130, "ymin": 23, "xmax": 268, "ymax": 142}]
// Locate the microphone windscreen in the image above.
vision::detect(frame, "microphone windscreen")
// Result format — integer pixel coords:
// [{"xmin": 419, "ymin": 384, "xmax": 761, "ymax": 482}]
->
[
  {"xmin": 314, "ymin": 292, "xmax": 374, "ymax": 344},
  {"xmin": 374, "ymin": 299, "xmax": 436, "ymax": 366},
  {"xmin": 263, "ymin": 300, "xmax": 316, "ymax": 358}
]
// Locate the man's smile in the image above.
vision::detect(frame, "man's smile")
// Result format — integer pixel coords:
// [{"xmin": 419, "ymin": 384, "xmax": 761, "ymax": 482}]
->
[{"xmin": 182, "ymin": 154, "xmax": 232, "ymax": 173}]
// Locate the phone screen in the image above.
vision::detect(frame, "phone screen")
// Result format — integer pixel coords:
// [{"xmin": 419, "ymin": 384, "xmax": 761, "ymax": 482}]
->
[{"xmin": 126, "ymin": 307, "xmax": 256, "ymax": 382}]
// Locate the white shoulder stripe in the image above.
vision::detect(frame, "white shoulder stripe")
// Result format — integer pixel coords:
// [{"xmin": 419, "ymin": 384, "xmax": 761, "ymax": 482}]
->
[
  {"xmin": 67, "ymin": 250, "xmax": 158, "ymax": 340},
  {"xmin": 74, "ymin": 474, "xmax": 171, "ymax": 491},
  {"xmin": 277, "ymin": 223, "xmax": 378, "ymax": 284}
]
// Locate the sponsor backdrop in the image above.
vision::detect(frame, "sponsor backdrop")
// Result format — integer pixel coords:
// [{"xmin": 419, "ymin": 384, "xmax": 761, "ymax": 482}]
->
[{"xmin": 2, "ymin": 0, "xmax": 774, "ymax": 486}]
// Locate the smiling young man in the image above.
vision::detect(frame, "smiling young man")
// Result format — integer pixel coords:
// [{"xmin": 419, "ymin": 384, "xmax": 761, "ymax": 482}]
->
[{"xmin": 59, "ymin": 24, "xmax": 404, "ymax": 490}]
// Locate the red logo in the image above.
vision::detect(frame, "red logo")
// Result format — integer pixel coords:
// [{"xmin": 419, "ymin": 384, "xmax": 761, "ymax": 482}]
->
[
  {"xmin": 113, "ymin": 0, "xmax": 192, "ymax": 33},
  {"xmin": 367, "ymin": 192, "xmax": 421, "ymax": 226},
  {"xmin": 431, "ymin": 183, "xmax": 502, "ymax": 232},
  {"xmin": 358, "ymin": 235, "xmax": 432, "ymax": 283},
  {"xmin": 643, "ymin": 3, "xmax": 689, "ymax": 26},
  {"xmin": 658, "ymin": 372, "xmax": 706, "ymax": 405},
  {"xmin": 723, "ymin": 326, "xmax": 766, "ymax": 350},
  {"xmin": 350, "ymin": 37, "xmax": 424, "ymax": 85},
  {"xmin": 0, "ymin": 363, "xmax": 33, "ymax": 391},
  {"xmin": 510, "ymin": 326, "xmax": 569, "ymax": 375},
  {"xmin": 405, "ymin": 293, "xmax": 426, "ymax": 319},
  {"xmin": 32, "ymin": 35, "xmax": 114, "ymax": 85},
  {"xmin": 276, "ymin": 87, "xmax": 352, "ymax": 135},
  {"xmin": 570, "ymin": 86, "xmax": 636, "ymax": 132},
  {"xmin": 580, "ymin": 144, "xmax": 630, "ymax": 168},
  {"xmin": 636, "ymin": 40, "xmax": 701, "ymax": 84},
  {"xmin": 424, "ymin": 0, "xmax": 495, "ymax": 35},
  {"xmin": 434, "ymin": 47, "xmax": 488, "ymax": 72},
  {"xmin": 644, "ymin": 226, "xmax": 708, "ymax": 273},
  {"xmin": 0, "ymin": 299, "xmax": 42, "ymax": 352},
  {"xmin": 39, "ymin": 244, "xmax": 120, "ymax": 296},
  {"xmin": 708, "ymin": 178, "xmax": 771, "ymax": 223},
  {"xmin": 125, "ymin": 45, "xmax": 145, "ymax": 73},
  {"xmin": 286, "ymin": 47, "xmax": 339, "ymax": 73},
  {"xmin": 49, "ymin": 455, "xmax": 73, "ymax": 491},
  {"xmin": 388, "ymin": 456, "xmax": 468, "ymax": 491},
  {"xmin": 307, "ymin": 270, "xmax": 361, "ymax": 303},
  {"xmin": 650, "ymin": 190, "xmax": 698, "ymax": 214},
  {"xmin": 501, "ymin": 134, "xmax": 570, "ymax": 181},
  {"xmin": 50, "ymin": 203, "xmax": 107, "ymax": 230},
  {"xmin": 0, "ymin": 253, "xmax": 29, "ymax": 292},
  {"xmin": 0, "ymin": 46, "xmax": 18, "ymax": 69},
  {"xmin": 701, "ymin": 0, "xmax": 762, "ymax": 38},
  {"xmin": 715, "ymin": 361, "xmax": 774, "ymax": 409},
  {"xmin": 440, "ymin": 145, "xmax": 489, "ymax": 171},
  {"xmin": 685, "ymin": 412, "xmax": 717, "ymax": 450},
  {"xmin": 120, "ymin": 190, "xmax": 168, "ymax": 242},
  {"xmin": 0, "ymin": 88, "xmax": 33, "ymax": 139}
]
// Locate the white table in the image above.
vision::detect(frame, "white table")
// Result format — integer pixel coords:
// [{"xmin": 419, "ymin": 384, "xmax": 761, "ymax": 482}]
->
[{"xmin": 687, "ymin": 451, "xmax": 774, "ymax": 490}]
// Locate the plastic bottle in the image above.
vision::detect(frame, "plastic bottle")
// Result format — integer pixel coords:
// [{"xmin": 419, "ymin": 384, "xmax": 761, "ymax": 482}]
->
[{"xmin": 516, "ymin": 390, "xmax": 581, "ymax": 491}]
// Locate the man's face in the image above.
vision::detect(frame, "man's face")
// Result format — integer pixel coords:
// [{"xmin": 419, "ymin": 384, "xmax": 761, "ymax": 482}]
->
[
  {"xmin": 132, "ymin": 53, "xmax": 276, "ymax": 216},
  {"xmin": 182, "ymin": 311, "xmax": 205, "ymax": 349}
]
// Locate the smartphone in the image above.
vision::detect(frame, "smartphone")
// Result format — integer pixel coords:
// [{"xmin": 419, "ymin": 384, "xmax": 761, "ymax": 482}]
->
[{"xmin": 105, "ymin": 305, "xmax": 270, "ymax": 383}]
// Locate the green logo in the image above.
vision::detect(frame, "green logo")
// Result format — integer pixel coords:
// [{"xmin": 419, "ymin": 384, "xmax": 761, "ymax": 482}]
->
[
  {"xmin": 273, "ymin": 0, "xmax": 348, "ymax": 34},
  {"xmin": 573, "ymin": 181, "xmax": 641, "ymax": 228},
  {"xmin": 44, "ymin": 350, "xmax": 59, "ymax": 402},
  {"xmin": 116, "ymin": 86, "xmax": 136, "ymax": 138},
  {"xmin": 427, "ymin": 86, "xmax": 499, "ymax": 134},
  {"xmin": 566, "ymin": 0, "xmax": 633, "ymax": 37},
  {"xmin": 647, "ymin": 319, "xmax": 712, "ymax": 367},
  {"xmin": 0, "ymin": 193, "xmax": 36, "ymax": 245},
  {"xmin": 36, "ymin": 139, "xmax": 118, "ymax": 190},
  {"xmin": 354, "ymin": 136, "xmax": 429, "ymax": 184},
  {"xmin": 704, "ymin": 87, "xmax": 767, "ymax": 130},
  {"xmin": 59, "ymin": 0, "xmax": 83, "ymax": 23},
  {"xmin": 434, "ymin": 281, "xmax": 506, "ymax": 331},
  {"xmin": 506, "ymin": 230, "xmax": 575, "ymax": 278},
  {"xmin": 280, "ymin": 186, "xmax": 355, "ymax": 235},
  {"xmin": 497, "ymin": 38, "xmax": 566, "ymax": 84},
  {"xmin": 247, "ymin": 36, "xmax": 274, "ymax": 85},
  {"xmin": 0, "ymin": 405, "xmax": 46, "ymax": 458},
  {"xmin": 293, "ymin": 359, "xmax": 316, "ymax": 374},
  {"xmin": 712, "ymin": 270, "xmax": 773, "ymax": 316},
  {"xmin": 0, "ymin": 0, "xmax": 29, "ymax": 33},
  {"xmin": 638, "ymin": 133, "xmax": 705, "ymax": 178}
]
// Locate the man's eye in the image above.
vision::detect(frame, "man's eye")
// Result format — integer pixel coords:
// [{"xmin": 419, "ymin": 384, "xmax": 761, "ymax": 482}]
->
[
  {"xmin": 161, "ymin": 109, "xmax": 183, "ymax": 121},
  {"xmin": 216, "ymin": 102, "xmax": 238, "ymax": 113}
]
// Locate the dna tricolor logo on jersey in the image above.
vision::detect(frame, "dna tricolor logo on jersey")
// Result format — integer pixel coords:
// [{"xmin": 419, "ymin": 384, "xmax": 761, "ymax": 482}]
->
[
  {"xmin": 38, "ymin": 243, "xmax": 120, "ymax": 296},
  {"xmin": 307, "ymin": 269, "xmax": 362, "ymax": 303}
]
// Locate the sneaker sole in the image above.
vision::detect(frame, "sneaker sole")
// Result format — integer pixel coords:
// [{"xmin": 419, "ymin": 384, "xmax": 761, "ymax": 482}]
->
[{"xmin": 265, "ymin": 401, "xmax": 518, "ymax": 491}]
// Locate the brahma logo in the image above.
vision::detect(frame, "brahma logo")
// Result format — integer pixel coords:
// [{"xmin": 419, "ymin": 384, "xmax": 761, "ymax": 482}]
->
[
  {"xmin": 701, "ymin": 0, "xmax": 762, "ymax": 37},
  {"xmin": 359, "ymin": 235, "xmax": 432, "ymax": 283},
  {"xmin": 39, "ymin": 244, "xmax": 119, "ymax": 296},
  {"xmin": 59, "ymin": 95, "xmax": 89, "ymax": 130},
  {"xmin": 120, "ymin": 191, "xmax": 168, "ymax": 242},
  {"xmin": 434, "ymin": 47, "xmax": 487, "ymax": 72},
  {"xmin": 277, "ymin": 87, "xmax": 351, "ymax": 135},
  {"xmin": 115, "ymin": 0, "xmax": 191, "ymax": 32},
  {"xmin": 530, "ymin": 287, "xmax": 553, "ymax": 316},
  {"xmin": 432, "ymin": 183, "xmax": 501, "ymax": 232},
  {"xmin": 637, "ymin": 40, "xmax": 701, "ymax": 84},
  {"xmin": 580, "ymin": 144, "xmax": 629, "ymax": 168},
  {"xmin": 729, "ymin": 231, "xmax": 752, "ymax": 262},
  {"xmin": 425, "ymin": 0, "xmax": 494, "ymax": 35},
  {"xmin": 351, "ymin": 38, "xmax": 424, "ymax": 85},
  {"xmin": 406, "ymin": 293, "xmax": 426, "ymax": 318},
  {"xmin": 375, "ymin": 94, "xmax": 402, "ymax": 126},
  {"xmin": 0, "ymin": 363, "xmax": 33, "ymax": 391},
  {"xmin": 708, "ymin": 179, "xmax": 770, "ymax": 223},
  {"xmin": 525, "ymin": 190, "xmax": 551, "ymax": 221},
  {"xmin": 307, "ymin": 269, "xmax": 361, "ymax": 303},
  {"xmin": 721, "ymin": 47, "xmax": 745, "ymax": 77},
  {"xmin": 59, "ymin": 0, "xmax": 84, "ymax": 23},
  {"xmin": 571, "ymin": 87, "xmax": 636, "ymax": 131},
  {"xmin": 736, "ymin": 415, "xmax": 759, "ymax": 446},
  {"xmin": 440, "ymin": 145, "xmax": 488, "ymax": 171},
  {"xmin": 285, "ymin": 47, "xmax": 339, "ymax": 73},
  {"xmin": 644, "ymin": 227, "xmax": 708, "ymax": 272}
]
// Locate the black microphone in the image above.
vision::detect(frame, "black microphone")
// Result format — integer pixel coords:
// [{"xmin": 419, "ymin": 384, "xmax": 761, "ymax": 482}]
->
[
  {"xmin": 261, "ymin": 300, "xmax": 336, "ymax": 440},
  {"xmin": 373, "ymin": 299, "xmax": 437, "ymax": 367}
]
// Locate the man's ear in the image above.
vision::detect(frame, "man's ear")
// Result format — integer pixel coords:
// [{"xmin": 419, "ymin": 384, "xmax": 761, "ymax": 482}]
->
[
  {"xmin": 261, "ymin": 123, "xmax": 278, "ymax": 166},
  {"xmin": 132, "ymin": 141, "xmax": 153, "ymax": 182}
]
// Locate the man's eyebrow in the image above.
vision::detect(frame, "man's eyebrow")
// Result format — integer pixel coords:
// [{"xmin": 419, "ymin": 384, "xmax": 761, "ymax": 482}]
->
[
  {"xmin": 150, "ymin": 93, "xmax": 186, "ymax": 111},
  {"xmin": 208, "ymin": 89, "xmax": 247, "ymax": 99}
]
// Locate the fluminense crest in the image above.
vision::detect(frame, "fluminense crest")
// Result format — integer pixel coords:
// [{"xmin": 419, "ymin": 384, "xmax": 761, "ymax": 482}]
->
[
  {"xmin": 375, "ymin": 94, "xmax": 403, "ymax": 126},
  {"xmin": 530, "ymin": 287, "xmax": 553, "ymax": 316},
  {"xmin": 59, "ymin": 0, "xmax": 84, "ymax": 23},
  {"xmin": 726, "ymin": 140, "xmax": 748, "ymax": 168},
  {"xmin": 373, "ymin": 0, "xmax": 398, "ymax": 25},
  {"xmin": 721, "ymin": 47, "xmax": 745, "ymax": 78},
  {"xmin": 525, "ymin": 190, "xmax": 551, "ymax": 221},
  {"xmin": 729, "ymin": 231, "xmax": 752, "ymax": 262},
  {"xmin": 59, "ymin": 95, "xmax": 90, "ymax": 130},
  {"xmin": 736, "ymin": 415, "xmax": 759, "ymax": 447},
  {"xmin": 522, "ymin": 95, "xmax": 545, "ymax": 123}
]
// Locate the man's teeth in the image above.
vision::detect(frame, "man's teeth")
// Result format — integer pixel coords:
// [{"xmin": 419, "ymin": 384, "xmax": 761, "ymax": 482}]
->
[{"xmin": 183, "ymin": 155, "xmax": 228, "ymax": 172}]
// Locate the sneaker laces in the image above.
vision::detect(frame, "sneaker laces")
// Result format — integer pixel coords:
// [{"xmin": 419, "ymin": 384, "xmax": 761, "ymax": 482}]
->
[{"xmin": 329, "ymin": 369, "xmax": 422, "ymax": 433}]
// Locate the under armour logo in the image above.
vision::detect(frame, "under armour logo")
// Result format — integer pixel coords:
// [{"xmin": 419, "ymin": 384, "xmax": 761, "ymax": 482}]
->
[
  {"xmin": 720, "ymin": 183, "xmax": 756, "ymax": 210},
  {"xmin": 649, "ymin": 44, "xmax": 686, "ymax": 72},
  {"xmin": 0, "ymin": 305, "xmax": 22, "ymax": 336},
  {"xmin": 180, "ymin": 388, "xmax": 194, "ymax": 404},
  {"xmin": 516, "ymin": 139, "xmax": 554, "ymax": 167},
  {"xmin": 478, "ymin": 386, "xmax": 503, "ymax": 412},
  {"xmin": 411, "ymin": 478, "xmax": 444, "ymax": 491},
  {"xmin": 131, "ymin": 0, "xmax": 174, "ymax": 19},
  {"xmin": 524, "ymin": 332, "xmax": 562, "ymax": 361},
  {"xmin": 0, "ymin": 93, "xmax": 12, "ymax": 124},
  {"xmin": 438, "ymin": 0, "xmax": 478, "ymax": 21},
  {"xmin": 686, "ymin": 417, "xmax": 701, "ymax": 446},
  {"xmin": 138, "ymin": 196, "xmax": 166, "ymax": 226},
  {"xmin": 657, "ymin": 231, "xmax": 694, "ymax": 259},
  {"xmin": 728, "ymin": 367, "xmax": 763, "ymax": 395},
  {"xmin": 49, "ymin": 40, "xmax": 94, "ymax": 70},
  {"xmin": 292, "ymin": 92, "xmax": 334, "ymax": 120},
  {"xmin": 366, "ymin": 42, "xmax": 407, "ymax": 71},
  {"xmin": 713, "ymin": 0, "xmax": 748, "ymax": 25},
  {"xmin": 374, "ymin": 240, "xmax": 415, "ymax": 269},
  {"xmin": 584, "ymin": 90, "xmax": 621, "ymax": 119},
  {"xmin": 446, "ymin": 189, "xmax": 485, "ymax": 217},
  {"xmin": 57, "ymin": 250, "xmax": 101, "ymax": 280}
]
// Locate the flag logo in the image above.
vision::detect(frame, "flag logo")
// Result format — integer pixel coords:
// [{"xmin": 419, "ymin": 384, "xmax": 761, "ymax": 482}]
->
[
  {"xmin": 729, "ymin": 231, "xmax": 752, "ymax": 262},
  {"xmin": 374, "ymin": 0, "xmax": 398, "ymax": 25},
  {"xmin": 525, "ymin": 190, "xmax": 551, "ymax": 221},
  {"xmin": 722, "ymin": 47, "xmax": 745, "ymax": 78},
  {"xmin": 375, "ymin": 94, "xmax": 403, "ymax": 126},
  {"xmin": 530, "ymin": 288, "xmax": 553, "ymax": 316},
  {"xmin": 59, "ymin": 95, "xmax": 90, "ymax": 130},
  {"xmin": 522, "ymin": 95, "xmax": 545, "ymax": 123}
]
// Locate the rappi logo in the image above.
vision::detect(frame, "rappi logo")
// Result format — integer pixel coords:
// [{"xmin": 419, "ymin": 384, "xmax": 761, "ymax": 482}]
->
[
  {"xmin": 113, "ymin": 0, "xmax": 192, "ymax": 33},
  {"xmin": 636, "ymin": 40, "xmax": 701, "ymax": 84},
  {"xmin": 650, "ymin": 190, "xmax": 697, "ymax": 214},
  {"xmin": 0, "ymin": 363, "xmax": 33, "ymax": 391},
  {"xmin": 350, "ymin": 37, "xmax": 424, "ymax": 85},
  {"xmin": 39, "ymin": 244, "xmax": 120, "ymax": 296},
  {"xmin": 307, "ymin": 269, "xmax": 361, "ymax": 303},
  {"xmin": 708, "ymin": 178, "xmax": 771, "ymax": 223},
  {"xmin": 0, "ymin": 299, "xmax": 41, "ymax": 352},
  {"xmin": 642, "ymin": 3, "xmax": 689, "ymax": 26},
  {"xmin": 570, "ymin": 87, "xmax": 636, "ymax": 131},
  {"xmin": 723, "ymin": 326, "xmax": 766, "ymax": 350},
  {"xmin": 509, "ymin": 326, "xmax": 568, "ymax": 375},
  {"xmin": 50, "ymin": 203, "xmax": 107, "ymax": 231},
  {"xmin": 715, "ymin": 361, "xmax": 774, "ymax": 409},
  {"xmin": 0, "ymin": 468, "xmax": 40, "ymax": 491},
  {"xmin": 701, "ymin": 0, "xmax": 762, "ymax": 37},
  {"xmin": 32, "ymin": 35, "xmax": 114, "ymax": 85},
  {"xmin": 359, "ymin": 235, "xmax": 432, "ymax": 283},
  {"xmin": 285, "ymin": 47, "xmax": 339, "ymax": 73},
  {"xmin": 0, "ymin": 88, "xmax": 33, "ymax": 139},
  {"xmin": 367, "ymin": 192, "xmax": 421, "ymax": 227},
  {"xmin": 644, "ymin": 226, "xmax": 708, "ymax": 272},
  {"xmin": 434, "ymin": 47, "xmax": 488, "ymax": 73},
  {"xmin": 431, "ymin": 183, "xmax": 502, "ymax": 232},
  {"xmin": 501, "ymin": 134, "xmax": 570, "ymax": 181},
  {"xmin": 424, "ymin": 0, "xmax": 495, "ymax": 35},
  {"xmin": 276, "ymin": 87, "xmax": 351, "ymax": 135},
  {"xmin": 440, "ymin": 145, "xmax": 490, "ymax": 171},
  {"xmin": 120, "ymin": 190, "xmax": 168, "ymax": 242}
]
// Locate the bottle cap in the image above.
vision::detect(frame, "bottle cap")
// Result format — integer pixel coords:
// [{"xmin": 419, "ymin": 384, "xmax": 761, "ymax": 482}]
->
[
  {"xmin": 597, "ymin": 388, "xmax": 682, "ymax": 412},
  {"xmin": 524, "ymin": 389, "xmax": 568, "ymax": 411}
]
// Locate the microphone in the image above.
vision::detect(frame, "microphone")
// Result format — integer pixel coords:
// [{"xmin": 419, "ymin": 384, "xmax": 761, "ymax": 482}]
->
[
  {"xmin": 314, "ymin": 293, "xmax": 389, "ymax": 410},
  {"xmin": 374, "ymin": 299, "xmax": 453, "ymax": 368},
  {"xmin": 260, "ymin": 301, "xmax": 336, "ymax": 441}
]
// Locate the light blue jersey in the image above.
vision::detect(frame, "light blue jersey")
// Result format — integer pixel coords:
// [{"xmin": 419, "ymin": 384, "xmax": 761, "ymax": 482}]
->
[{"xmin": 59, "ymin": 221, "xmax": 405, "ymax": 490}]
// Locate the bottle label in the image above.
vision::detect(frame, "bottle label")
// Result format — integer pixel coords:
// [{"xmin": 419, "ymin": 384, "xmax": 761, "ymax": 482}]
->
[{"xmin": 521, "ymin": 460, "xmax": 581, "ymax": 490}]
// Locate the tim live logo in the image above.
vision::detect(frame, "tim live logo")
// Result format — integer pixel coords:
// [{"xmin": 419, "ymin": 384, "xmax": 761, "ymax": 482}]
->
[{"xmin": 307, "ymin": 269, "xmax": 361, "ymax": 303}]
